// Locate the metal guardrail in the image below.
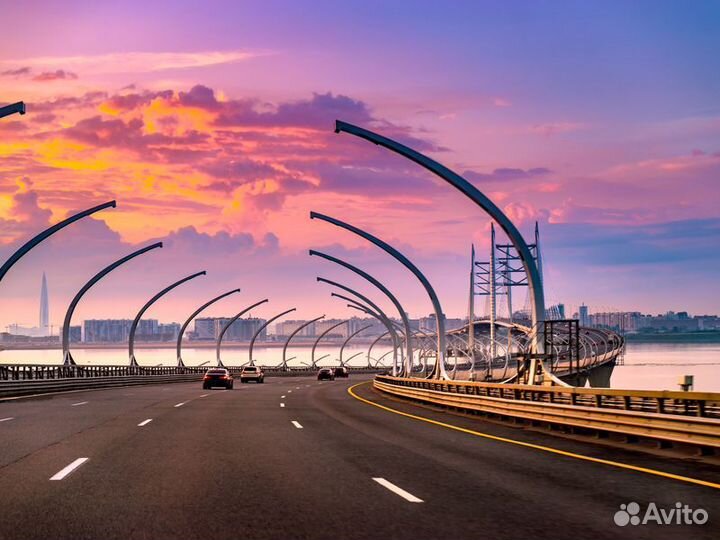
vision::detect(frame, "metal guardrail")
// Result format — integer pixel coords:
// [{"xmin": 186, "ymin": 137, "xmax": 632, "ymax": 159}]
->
[
  {"xmin": 0, "ymin": 364, "xmax": 382, "ymax": 381},
  {"xmin": 0, "ymin": 374, "xmax": 203, "ymax": 399},
  {"xmin": 0, "ymin": 364, "xmax": 205, "ymax": 380},
  {"xmin": 374, "ymin": 376, "xmax": 720, "ymax": 449},
  {"xmin": 0, "ymin": 364, "xmax": 384, "ymax": 398}
]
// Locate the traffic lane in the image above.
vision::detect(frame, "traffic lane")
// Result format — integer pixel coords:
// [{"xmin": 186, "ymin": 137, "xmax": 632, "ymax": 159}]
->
[
  {"xmin": 301, "ymin": 379, "xmax": 720, "ymax": 540},
  {"xmin": 0, "ymin": 376, "xmax": 431, "ymax": 540},
  {"xmin": 347, "ymin": 380, "xmax": 720, "ymax": 486},
  {"xmin": 3, "ymin": 374, "xmax": 715, "ymax": 540},
  {"xmin": 0, "ymin": 384, "xmax": 245, "ymax": 540},
  {"xmin": 0, "ymin": 381, "xmax": 218, "ymax": 468}
]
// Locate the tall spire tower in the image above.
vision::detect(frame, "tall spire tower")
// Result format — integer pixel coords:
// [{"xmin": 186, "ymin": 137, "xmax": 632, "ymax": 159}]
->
[{"xmin": 39, "ymin": 272, "xmax": 49, "ymax": 335}]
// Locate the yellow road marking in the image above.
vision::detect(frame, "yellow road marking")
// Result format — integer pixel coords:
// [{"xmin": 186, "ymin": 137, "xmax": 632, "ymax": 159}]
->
[{"xmin": 348, "ymin": 381, "xmax": 720, "ymax": 490}]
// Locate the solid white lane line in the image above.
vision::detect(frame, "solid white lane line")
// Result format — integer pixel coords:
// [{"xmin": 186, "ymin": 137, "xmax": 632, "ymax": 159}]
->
[
  {"xmin": 50, "ymin": 458, "xmax": 89, "ymax": 481},
  {"xmin": 174, "ymin": 401, "xmax": 187, "ymax": 408},
  {"xmin": 372, "ymin": 478, "xmax": 424, "ymax": 503},
  {"xmin": 280, "ymin": 403, "xmax": 285, "ymax": 408},
  {"xmin": 71, "ymin": 401, "xmax": 88, "ymax": 407},
  {"xmin": 291, "ymin": 420, "xmax": 303, "ymax": 429},
  {"xmin": 138, "ymin": 419, "xmax": 153, "ymax": 427},
  {"xmin": 0, "ymin": 417, "xmax": 14, "ymax": 422}
]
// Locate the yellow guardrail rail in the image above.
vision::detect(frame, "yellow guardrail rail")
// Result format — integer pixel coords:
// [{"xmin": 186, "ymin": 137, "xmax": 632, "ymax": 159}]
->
[{"xmin": 374, "ymin": 376, "xmax": 720, "ymax": 449}]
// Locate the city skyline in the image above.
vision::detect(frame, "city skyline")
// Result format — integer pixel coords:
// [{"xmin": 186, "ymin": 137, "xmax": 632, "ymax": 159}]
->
[{"xmin": 1, "ymin": 1, "xmax": 718, "ymax": 327}]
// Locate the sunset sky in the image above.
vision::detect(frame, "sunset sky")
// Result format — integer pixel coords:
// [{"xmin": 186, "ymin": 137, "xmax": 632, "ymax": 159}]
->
[{"xmin": 0, "ymin": 1, "xmax": 718, "ymax": 331}]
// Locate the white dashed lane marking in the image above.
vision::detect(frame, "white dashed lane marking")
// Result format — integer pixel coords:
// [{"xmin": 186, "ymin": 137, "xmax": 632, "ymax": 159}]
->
[
  {"xmin": 372, "ymin": 478, "xmax": 424, "ymax": 503},
  {"xmin": 50, "ymin": 458, "xmax": 89, "ymax": 481},
  {"xmin": 138, "ymin": 419, "xmax": 153, "ymax": 427},
  {"xmin": 291, "ymin": 421, "xmax": 303, "ymax": 429}
]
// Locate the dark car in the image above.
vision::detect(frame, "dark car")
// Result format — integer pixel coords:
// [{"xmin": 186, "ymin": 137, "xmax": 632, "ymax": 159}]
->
[
  {"xmin": 333, "ymin": 366, "xmax": 349, "ymax": 378},
  {"xmin": 317, "ymin": 367, "xmax": 335, "ymax": 381},
  {"xmin": 203, "ymin": 368, "xmax": 234, "ymax": 390}
]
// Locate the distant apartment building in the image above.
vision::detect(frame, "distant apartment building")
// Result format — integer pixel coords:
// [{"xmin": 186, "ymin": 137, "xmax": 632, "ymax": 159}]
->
[
  {"xmin": 158, "ymin": 323, "xmax": 181, "ymax": 340},
  {"xmin": 634, "ymin": 312, "xmax": 699, "ymax": 332},
  {"xmin": 418, "ymin": 314, "xmax": 465, "ymax": 333},
  {"xmin": 578, "ymin": 304, "xmax": 590, "ymax": 327},
  {"xmin": 581, "ymin": 310, "xmax": 717, "ymax": 333},
  {"xmin": 589, "ymin": 312, "xmax": 641, "ymax": 332},
  {"xmin": 192, "ymin": 317, "xmax": 266, "ymax": 341},
  {"xmin": 61, "ymin": 325, "xmax": 82, "ymax": 343},
  {"xmin": 83, "ymin": 319, "xmax": 133, "ymax": 343},
  {"xmin": 307, "ymin": 317, "xmax": 390, "ymax": 339},
  {"xmin": 274, "ymin": 319, "xmax": 317, "ymax": 338},
  {"xmin": 348, "ymin": 317, "xmax": 387, "ymax": 336},
  {"xmin": 82, "ymin": 319, "xmax": 173, "ymax": 343},
  {"xmin": 314, "ymin": 319, "xmax": 350, "ymax": 339},
  {"xmin": 217, "ymin": 317, "xmax": 265, "ymax": 341},
  {"xmin": 697, "ymin": 316, "xmax": 720, "ymax": 330},
  {"xmin": 193, "ymin": 318, "xmax": 216, "ymax": 340}
]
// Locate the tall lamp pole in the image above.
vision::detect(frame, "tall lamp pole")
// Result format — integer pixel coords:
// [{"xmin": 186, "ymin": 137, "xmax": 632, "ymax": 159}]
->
[{"xmin": 0, "ymin": 102, "xmax": 25, "ymax": 119}]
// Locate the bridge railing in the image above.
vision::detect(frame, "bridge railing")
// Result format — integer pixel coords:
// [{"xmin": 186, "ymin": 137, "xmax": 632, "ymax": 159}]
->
[
  {"xmin": 374, "ymin": 375, "xmax": 720, "ymax": 450},
  {"xmin": 0, "ymin": 363, "xmax": 382, "ymax": 381},
  {"xmin": 375, "ymin": 375, "xmax": 720, "ymax": 418}
]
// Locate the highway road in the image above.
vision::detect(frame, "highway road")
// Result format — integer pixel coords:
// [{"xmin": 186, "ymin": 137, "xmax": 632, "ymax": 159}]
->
[{"xmin": 0, "ymin": 375, "xmax": 718, "ymax": 539}]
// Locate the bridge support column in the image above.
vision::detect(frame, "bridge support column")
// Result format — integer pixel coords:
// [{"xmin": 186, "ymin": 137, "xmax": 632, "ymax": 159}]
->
[{"xmin": 587, "ymin": 360, "xmax": 615, "ymax": 388}]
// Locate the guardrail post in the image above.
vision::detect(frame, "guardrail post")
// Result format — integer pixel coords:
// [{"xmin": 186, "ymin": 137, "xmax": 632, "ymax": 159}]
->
[{"xmin": 656, "ymin": 398, "xmax": 664, "ymax": 414}]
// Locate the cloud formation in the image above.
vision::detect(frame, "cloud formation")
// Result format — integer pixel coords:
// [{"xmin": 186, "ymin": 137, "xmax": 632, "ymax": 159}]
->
[
  {"xmin": 1, "ymin": 75, "xmax": 719, "ymax": 323},
  {"xmin": 0, "ymin": 50, "xmax": 265, "ymax": 76}
]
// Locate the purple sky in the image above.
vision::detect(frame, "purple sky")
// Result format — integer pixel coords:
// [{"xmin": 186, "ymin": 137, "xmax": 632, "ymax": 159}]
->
[{"xmin": 0, "ymin": 1, "xmax": 718, "ymax": 330}]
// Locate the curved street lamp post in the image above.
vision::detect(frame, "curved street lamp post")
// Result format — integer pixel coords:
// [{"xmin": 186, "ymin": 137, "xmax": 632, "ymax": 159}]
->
[
  {"xmin": 318, "ymin": 277, "xmax": 401, "ymax": 374},
  {"xmin": 309, "ymin": 250, "xmax": 413, "ymax": 375},
  {"xmin": 343, "ymin": 301, "xmax": 400, "ymax": 374},
  {"xmin": 339, "ymin": 324, "xmax": 372, "ymax": 366},
  {"xmin": 335, "ymin": 120, "xmax": 545, "ymax": 383},
  {"xmin": 310, "ymin": 319, "xmax": 348, "ymax": 369},
  {"xmin": 248, "ymin": 308, "xmax": 296, "ymax": 366},
  {"xmin": 216, "ymin": 299, "xmax": 269, "ymax": 367},
  {"xmin": 129, "ymin": 271, "xmax": 206, "ymax": 367},
  {"xmin": 310, "ymin": 213, "xmax": 448, "ymax": 379},
  {"xmin": 0, "ymin": 201, "xmax": 117, "ymax": 284},
  {"xmin": 177, "ymin": 289, "xmax": 241, "ymax": 367},
  {"xmin": 281, "ymin": 315, "xmax": 325, "ymax": 370},
  {"xmin": 62, "ymin": 242, "xmax": 162, "ymax": 366}
]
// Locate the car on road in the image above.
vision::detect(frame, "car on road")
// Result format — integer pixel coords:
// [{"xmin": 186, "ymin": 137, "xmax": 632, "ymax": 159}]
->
[
  {"xmin": 333, "ymin": 366, "xmax": 349, "ymax": 378},
  {"xmin": 240, "ymin": 365, "xmax": 265, "ymax": 383},
  {"xmin": 202, "ymin": 368, "xmax": 234, "ymax": 390},
  {"xmin": 317, "ymin": 367, "xmax": 335, "ymax": 381}
]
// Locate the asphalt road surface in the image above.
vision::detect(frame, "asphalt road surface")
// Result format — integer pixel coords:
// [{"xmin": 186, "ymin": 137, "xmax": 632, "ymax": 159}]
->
[{"xmin": 0, "ymin": 376, "xmax": 718, "ymax": 540}]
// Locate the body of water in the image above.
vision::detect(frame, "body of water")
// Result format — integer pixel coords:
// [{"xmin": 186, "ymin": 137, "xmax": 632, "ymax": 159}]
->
[
  {"xmin": 611, "ymin": 342, "xmax": 719, "ymax": 392},
  {"xmin": 0, "ymin": 342, "xmax": 717, "ymax": 392}
]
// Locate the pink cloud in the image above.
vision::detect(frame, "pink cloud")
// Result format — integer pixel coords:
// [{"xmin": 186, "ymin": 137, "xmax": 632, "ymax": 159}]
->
[{"xmin": 32, "ymin": 69, "xmax": 78, "ymax": 82}]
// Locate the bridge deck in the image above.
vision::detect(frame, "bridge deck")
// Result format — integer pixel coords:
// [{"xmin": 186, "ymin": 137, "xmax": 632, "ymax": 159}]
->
[{"xmin": 0, "ymin": 377, "xmax": 717, "ymax": 539}]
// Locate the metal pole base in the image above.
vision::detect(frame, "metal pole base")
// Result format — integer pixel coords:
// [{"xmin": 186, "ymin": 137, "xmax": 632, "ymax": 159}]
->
[{"xmin": 63, "ymin": 351, "xmax": 76, "ymax": 366}]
